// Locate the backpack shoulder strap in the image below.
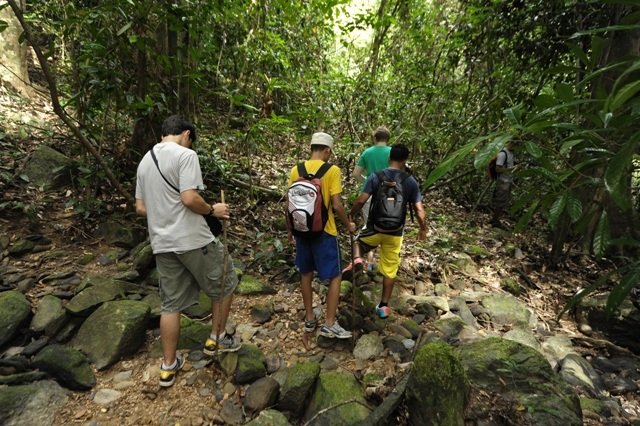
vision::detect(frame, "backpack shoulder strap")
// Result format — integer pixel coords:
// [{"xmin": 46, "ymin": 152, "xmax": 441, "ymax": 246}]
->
[
  {"xmin": 296, "ymin": 162, "xmax": 308, "ymax": 178},
  {"xmin": 150, "ymin": 149, "xmax": 180, "ymax": 193},
  {"xmin": 395, "ymin": 170, "xmax": 410, "ymax": 184},
  {"xmin": 314, "ymin": 162, "xmax": 333, "ymax": 179}
]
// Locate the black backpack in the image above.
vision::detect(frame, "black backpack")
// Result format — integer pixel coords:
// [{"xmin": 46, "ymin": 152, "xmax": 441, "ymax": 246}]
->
[{"xmin": 369, "ymin": 170, "xmax": 410, "ymax": 233}]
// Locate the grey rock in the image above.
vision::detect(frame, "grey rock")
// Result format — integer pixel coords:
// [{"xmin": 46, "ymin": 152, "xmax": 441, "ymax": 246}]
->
[
  {"xmin": 320, "ymin": 357, "xmax": 338, "ymax": 371},
  {"xmin": 406, "ymin": 295, "xmax": 449, "ymax": 312},
  {"xmin": 141, "ymin": 293, "xmax": 161, "ymax": 318},
  {"xmin": 265, "ymin": 353, "xmax": 285, "ymax": 374},
  {"xmin": 9, "ymin": 239, "xmax": 35, "ymax": 256},
  {"xmin": 449, "ymin": 297, "xmax": 480, "ymax": 328},
  {"xmin": 541, "ymin": 336, "xmax": 577, "ymax": 370},
  {"xmin": 353, "ymin": 333, "xmax": 384, "ymax": 360},
  {"xmin": 388, "ymin": 324, "xmax": 413, "ymax": 340},
  {"xmin": 220, "ymin": 399, "xmax": 243, "ymax": 425},
  {"xmin": 30, "ymin": 295, "xmax": 67, "ymax": 337},
  {"xmin": 560, "ymin": 354, "xmax": 604, "ymax": 396},
  {"xmin": 504, "ymin": 328, "xmax": 541, "ymax": 352},
  {"xmin": 602, "ymin": 375, "xmax": 638, "ymax": 395},
  {"xmin": 0, "ymin": 380, "xmax": 68, "ymax": 426},
  {"xmin": 400, "ymin": 319, "xmax": 421, "ymax": 339},
  {"xmin": 22, "ymin": 336, "xmax": 50, "ymax": 357},
  {"xmin": 244, "ymin": 377, "xmax": 279, "ymax": 413},
  {"xmin": 132, "ymin": 243, "xmax": 154, "ymax": 271},
  {"xmin": 481, "ymin": 293, "xmax": 537, "ymax": 329},
  {"xmin": 112, "ymin": 270, "xmax": 140, "ymax": 282},
  {"xmin": 0, "ymin": 291, "xmax": 31, "ymax": 346},
  {"xmin": 383, "ymin": 335, "xmax": 410, "ymax": 359},
  {"xmin": 251, "ymin": 304, "xmax": 272, "ymax": 324},
  {"xmin": 71, "ymin": 300, "xmax": 150, "ymax": 369},
  {"xmin": 33, "ymin": 344, "xmax": 96, "ymax": 390},
  {"xmin": 96, "ymin": 221, "xmax": 145, "ymax": 249},
  {"xmin": 245, "ymin": 409, "xmax": 292, "ymax": 426},
  {"xmin": 402, "ymin": 339, "xmax": 416, "ymax": 350},
  {"xmin": 112, "ymin": 370, "xmax": 133, "ymax": 384},
  {"xmin": 93, "ymin": 389, "xmax": 122, "ymax": 406}
]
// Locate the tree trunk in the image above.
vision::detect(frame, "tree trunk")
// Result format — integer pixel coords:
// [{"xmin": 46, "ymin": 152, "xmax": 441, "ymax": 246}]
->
[{"xmin": 0, "ymin": 0, "xmax": 33, "ymax": 96}]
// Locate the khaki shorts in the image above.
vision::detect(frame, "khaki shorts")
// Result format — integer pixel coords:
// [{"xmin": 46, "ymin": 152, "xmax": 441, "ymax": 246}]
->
[
  {"xmin": 492, "ymin": 179, "xmax": 512, "ymax": 210},
  {"xmin": 155, "ymin": 240, "xmax": 238, "ymax": 314}
]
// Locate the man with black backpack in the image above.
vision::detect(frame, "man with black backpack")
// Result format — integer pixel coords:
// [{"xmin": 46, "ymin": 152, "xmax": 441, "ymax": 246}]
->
[
  {"xmin": 135, "ymin": 115, "xmax": 241, "ymax": 388},
  {"xmin": 286, "ymin": 132, "xmax": 356, "ymax": 339},
  {"xmin": 344, "ymin": 143, "xmax": 426, "ymax": 319}
]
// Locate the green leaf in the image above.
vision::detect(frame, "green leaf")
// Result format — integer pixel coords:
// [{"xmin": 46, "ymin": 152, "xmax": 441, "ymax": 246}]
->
[
  {"xmin": 0, "ymin": 20, "xmax": 8, "ymax": 33},
  {"xmin": 424, "ymin": 137, "xmax": 487, "ymax": 188},
  {"xmin": 604, "ymin": 131, "xmax": 640, "ymax": 209},
  {"xmin": 533, "ymin": 94, "xmax": 557, "ymax": 110},
  {"xmin": 548, "ymin": 194, "xmax": 566, "ymax": 228},
  {"xmin": 607, "ymin": 80, "xmax": 640, "ymax": 112},
  {"xmin": 606, "ymin": 268, "xmax": 640, "ymax": 318},
  {"xmin": 554, "ymin": 83, "xmax": 574, "ymax": 102},
  {"xmin": 571, "ymin": 24, "xmax": 640, "ymax": 38},
  {"xmin": 530, "ymin": 166, "xmax": 561, "ymax": 185},
  {"xmin": 566, "ymin": 193, "xmax": 583, "ymax": 223},
  {"xmin": 473, "ymin": 134, "xmax": 513, "ymax": 170},
  {"xmin": 592, "ymin": 210, "xmax": 610, "ymax": 257},
  {"xmin": 524, "ymin": 141, "xmax": 543, "ymax": 158},
  {"xmin": 117, "ymin": 22, "xmax": 133, "ymax": 36},
  {"xmin": 504, "ymin": 106, "xmax": 522, "ymax": 126},
  {"xmin": 560, "ymin": 139, "xmax": 584, "ymax": 155},
  {"xmin": 514, "ymin": 200, "xmax": 539, "ymax": 233},
  {"xmin": 565, "ymin": 42, "xmax": 589, "ymax": 66},
  {"xmin": 525, "ymin": 120, "xmax": 554, "ymax": 133}
]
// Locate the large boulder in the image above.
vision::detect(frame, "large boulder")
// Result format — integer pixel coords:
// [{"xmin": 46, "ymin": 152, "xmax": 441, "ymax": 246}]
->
[
  {"xmin": 33, "ymin": 344, "xmax": 96, "ymax": 390},
  {"xmin": 458, "ymin": 337, "xmax": 582, "ymax": 426},
  {"xmin": 303, "ymin": 371, "xmax": 371, "ymax": 425},
  {"xmin": 71, "ymin": 300, "xmax": 150, "ymax": 369},
  {"xmin": 244, "ymin": 376, "xmax": 280, "ymax": 413},
  {"xmin": 0, "ymin": 291, "xmax": 31, "ymax": 346},
  {"xmin": 245, "ymin": 409, "xmax": 291, "ymax": 426},
  {"xmin": 406, "ymin": 342, "xmax": 469, "ymax": 426},
  {"xmin": 95, "ymin": 220, "xmax": 145, "ymax": 249},
  {"xmin": 481, "ymin": 294, "xmax": 537, "ymax": 329},
  {"xmin": 0, "ymin": 380, "xmax": 68, "ymax": 426},
  {"xmin": 278, "ymin": 362, "xmax": 321, "ymax": 416},
  {"xmin": 22, "ymin": 146, "xmax": 74, "ymax": 190},
  {"xmin": 30, "ymin": 295, "xmax": 67, "ymax": 337},
  {"xmin": 66, "ymin": 280, "xmax": 125, "ymax": 316}
]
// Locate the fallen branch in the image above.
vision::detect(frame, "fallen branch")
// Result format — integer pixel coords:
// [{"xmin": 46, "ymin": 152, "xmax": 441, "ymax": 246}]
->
[{"xmin": 6, "ymin": 0, "xmax": 134, "ymax": 207}]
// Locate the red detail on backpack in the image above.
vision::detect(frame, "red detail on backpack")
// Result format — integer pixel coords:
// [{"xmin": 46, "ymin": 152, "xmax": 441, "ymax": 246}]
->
[{"xmin": 287, "ymin": 162, "xmax": 332, "ymax": 238}]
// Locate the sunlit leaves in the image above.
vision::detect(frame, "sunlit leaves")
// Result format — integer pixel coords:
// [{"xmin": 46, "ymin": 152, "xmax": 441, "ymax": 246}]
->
[
  {"xmin": 592, "ymin": 210, "xmax": 610, "ymax": 258},
  {"xmin": 473, "ymin": 134, "xmax": 513, "ymax": 170}
]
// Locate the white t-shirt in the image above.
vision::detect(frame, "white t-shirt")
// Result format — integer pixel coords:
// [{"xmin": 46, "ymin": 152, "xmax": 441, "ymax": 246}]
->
[
  {"xmin": 496, "ymin": 148, "xmax": 515, "ymax": 183},
  {"xmin": 135, "ymin": 142, "xmax": 214, "ymax": 253}
]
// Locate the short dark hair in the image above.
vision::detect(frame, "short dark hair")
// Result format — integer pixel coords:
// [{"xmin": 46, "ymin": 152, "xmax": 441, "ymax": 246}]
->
[
  {"xmin": 390, "ymin": 143, "xmax": 410, "ymax": 162},
  {"xmin": 161, "ymin": 115, "xmax": 196, "ymax": 142},
  {"xmin": 311, "ymin": 144, "xmax": 330, "ymax": 152}
]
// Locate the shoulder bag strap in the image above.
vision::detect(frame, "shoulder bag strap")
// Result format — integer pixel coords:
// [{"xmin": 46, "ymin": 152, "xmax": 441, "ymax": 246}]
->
[{"xmin": 149, "ymin": 149, "xmax": 180, "ymax": 193}]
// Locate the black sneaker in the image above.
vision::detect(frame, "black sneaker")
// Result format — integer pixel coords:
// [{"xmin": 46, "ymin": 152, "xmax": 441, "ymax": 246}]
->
[
  {"xmin": 203, "ymin": 334, "xmax": 241, "ymax": 355},
  {"xmin": 303, "ymin": 316, "xmax": 318, "ymax": 333},
  {"xmin": 159, "ymin": 355, "xmax": 185, "ymax": 387}
]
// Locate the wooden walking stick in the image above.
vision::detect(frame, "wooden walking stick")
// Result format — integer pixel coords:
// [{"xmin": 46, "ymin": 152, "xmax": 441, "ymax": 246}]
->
[
  {"xmin": 215, "ymin": 190, "xmax": 230, "ymax": 356},
  {"xmin": 349, "ymin": 215, "xmax": 358, "ymax": 344}
]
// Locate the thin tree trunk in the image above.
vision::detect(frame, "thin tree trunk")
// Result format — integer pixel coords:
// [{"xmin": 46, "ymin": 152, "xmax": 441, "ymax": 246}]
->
[{"xmin": 6, "ymin": 0, "xmax": 134, "ymax": 207}]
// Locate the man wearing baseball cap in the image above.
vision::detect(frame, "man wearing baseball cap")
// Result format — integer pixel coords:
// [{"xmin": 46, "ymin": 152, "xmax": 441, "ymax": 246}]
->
[{"xmin": 286, "ymin": 132, "xmax": 356, "ymax": 339}]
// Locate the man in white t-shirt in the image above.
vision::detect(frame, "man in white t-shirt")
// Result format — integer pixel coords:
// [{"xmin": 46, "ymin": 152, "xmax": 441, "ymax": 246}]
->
[
  {"xmin": 491, "ymin": 142, "xmax": 518, "ymax": 229},
  {"xmin": 135, "ymin": 115, "xmax": 240, "ymax": 387}
]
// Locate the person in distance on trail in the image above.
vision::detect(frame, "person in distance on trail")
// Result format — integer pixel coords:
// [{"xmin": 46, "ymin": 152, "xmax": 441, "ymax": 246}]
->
[
  {"xmin": 351, "ymin": 126, "xmax": 392, "ymax": 272},
  {"xmin": 286, "ymin": 132, "xmax": 356, "ymax": 339},
  {"xmin": 490, "ymin": 140, "xmax": 518, "ymax": 230},
  {"xmin": 344, "ymin": 143, "xmax": 426, "ymax": 319},
  {"xmin": 135, "ymin": 115, "xmax": 240, "ymax": 388}
]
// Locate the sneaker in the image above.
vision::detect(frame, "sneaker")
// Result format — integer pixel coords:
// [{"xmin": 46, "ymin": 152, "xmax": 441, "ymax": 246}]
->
[
  {"xmin": 366, "ymin": 262, "xmax": 377, "ymax": 273},
  {"xmin": 318, "ymin": 321, "xmax": 352, "ymax": 339},
  {"xmin": 303, "ymin": 315, "xmax": 318, "ymax": 333},
  {"xmin": 375, "ymin": 304, "xmax": 391, "ymax": 319},
  {"xmin": 203, "ymin": 334, "xmax": 241, "ymax": 355},
  {"xmin": 342, "ymin": 257, "xmax": 364, "ymax": 281},
  {"xmin": 159, "ymin": 355, "xmax": 185, "ymax": 387}
]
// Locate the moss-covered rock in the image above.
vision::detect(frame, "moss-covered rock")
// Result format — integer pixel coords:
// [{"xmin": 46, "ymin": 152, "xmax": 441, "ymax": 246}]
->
[
  {"xmin": 234, "ymin": 344, "xmax": 266, "ymax": 384},
  {"xmin": 22, "ymin": 145, "xmax": 74, "ymax": 190},
  {"xmin": 481, "ymin": 293, "xmax": 536, "ymax": 329},
  {"xmin": 406, "ymin": 342, "xmax": 468, "ymax": 426},
  {"xmin": 246, "ymin": 409, "xmax": 291, "ymax": 426},
  {"xmin": 278, "ymin": 362, "xmax": 321, "ymax": 416},
  {"xmin": 66, "ymin": 280, "xmax": 125, "ymax": 316},
  {"xmin": 183, "ymin": 291, "xmax": 212, "ymax": 319},
  {"xmin": 8, "ymin": 239, "xmax": 35, "ymax": 256},
  {"xmin": 236, "ymin": 274, "xmax": 277, "ymax": 295},
  {"xmin": 71, "ymin": 300, "xmax": 150, "ymax": 369},
  {"xmin": 304, "ymin": 371, "xmax": 370, "ymax": 425},
  {"xmin": 458, "ymin": 337, "xmax": 582, "ymax": 426},
  {"xmin": 33, "ymin": 344, "xmax": 96, "ymax": 390},
  {"xmin": 95, "ymin": 220, "xmax": 145, "ymax": 249},
  {"xmin": 30, "ymin": 295, "xmax": 67, "ymax": 337},
  {"xmin": 0, "ymin": 291, "xmax": 31, "ymax": 346},
  {"xmin": 580, "ymin": 397, "xmax": 611, "ymax": 417},
  {"xmin": 501, "ymin": 278, "xmax": 524, "ymax": 296}
]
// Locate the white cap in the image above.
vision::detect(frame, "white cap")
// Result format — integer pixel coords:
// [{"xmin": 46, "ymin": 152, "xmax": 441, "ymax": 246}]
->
[{"xmin": 310, "ymin": 132, "xmax": 334, "ymax": 149}]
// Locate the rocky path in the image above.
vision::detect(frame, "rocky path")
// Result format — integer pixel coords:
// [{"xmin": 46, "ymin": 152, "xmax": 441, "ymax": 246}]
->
[{"xmin": 1, "ymin": 184, "xmax": 640, "ymax": 425}]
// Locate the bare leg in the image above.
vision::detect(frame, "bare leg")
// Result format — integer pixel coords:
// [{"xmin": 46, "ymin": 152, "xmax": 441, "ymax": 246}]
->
[
  {"xmin": 325, "ymin": 275, "xmax": 341, "ymax": 325},
  {"xmin": 381, "ymin": 276, "xmax": 394, "ymax": 304},
  {"xmin": 300, "ymin": 272, "xmax": 315, "ymax": 321},
  {"xmin": 160, "ymin": 312, "xmax": 180, "ymax": 366},
  {"xmin": 212, "ymin": 293, "xmax": 234, "ymax": 336}
]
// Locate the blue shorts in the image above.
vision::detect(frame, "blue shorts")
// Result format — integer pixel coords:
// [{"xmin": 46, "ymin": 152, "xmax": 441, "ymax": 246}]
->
[{"xmin": 294, "ymin": 232, "xmax": 341, "ymax": 281}]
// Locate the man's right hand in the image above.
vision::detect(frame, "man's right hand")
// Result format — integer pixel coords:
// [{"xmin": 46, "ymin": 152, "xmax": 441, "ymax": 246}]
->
[
  {"xmin": 211, "ymin": 203, "xmax": 230, "ymax": 219},
  {"xmin": 348, "ymin": 222, "xmax": 357, "ymax": 234}
]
